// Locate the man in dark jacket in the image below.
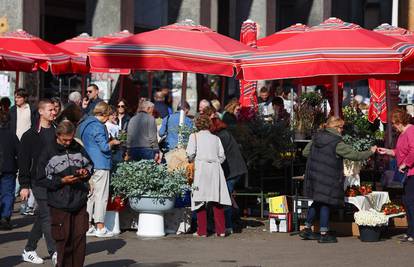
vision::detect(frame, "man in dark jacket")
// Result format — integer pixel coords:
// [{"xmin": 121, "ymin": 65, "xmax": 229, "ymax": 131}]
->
[
  {"xmin": 0, "ymin": 110, "xmax": 19, "ymax": 230},
  {"xmin": 37, "ymin": 120, "xmax": 93, "ymax": 267},
  {"xmin": 82, "ymin": 84, "xmax": 103, "ymax": 115},
  {"xmin": 19, "ymin": 99, "xmax": 57, "ymax": 264},
  {"xmin": 301, "ymin": 116, "xmax": 376, "ymax": 243}
]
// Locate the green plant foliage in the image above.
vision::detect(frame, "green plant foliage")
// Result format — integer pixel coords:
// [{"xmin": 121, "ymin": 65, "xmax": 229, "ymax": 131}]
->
[
  {"xmin": 342, "ymin": 106, "xmax": 379, "ymax": 152},
  {"xmin": 111, "ymin": 160, "xmax": 188, "ymax": 200},
  {"xmin": 230, "ymin": 117, "xmax": 295, "ymax": 169},
  {"xmin": 177, "ymin": 124, "xmax": 196, "ymax": 148}
]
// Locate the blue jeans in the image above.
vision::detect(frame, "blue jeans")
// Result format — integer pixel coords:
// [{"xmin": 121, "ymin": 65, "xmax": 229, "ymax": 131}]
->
[
  {"xmin": 0, "ymin": 174, "xmax": 16, "ymax": 219},
  {"xmin": 225, "ymin": 176, "xmax": 242, "ymax": 229},
  {"xmin": 305, "ymin": 201, "xmax": 331, "ymax": 232},
  {"xmin": 129, "ymin": 148, "xmax": 157, "ymax": 161}
]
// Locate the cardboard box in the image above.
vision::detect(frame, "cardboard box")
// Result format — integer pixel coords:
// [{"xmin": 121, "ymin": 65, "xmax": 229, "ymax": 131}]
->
[
  {"xmin": 268, "ymin": 196, "xmax": 289, "ymax": 213},
  {"xmin": 392, "ymin": 216, "xmax": 408, "ymax": 228},
  {"xmin": 269, "ymin": 213, "xmax": 292, "ymax": 232}
]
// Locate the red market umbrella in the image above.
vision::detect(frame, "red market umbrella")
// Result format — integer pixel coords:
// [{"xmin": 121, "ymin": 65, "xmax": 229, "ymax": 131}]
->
[
  {"xmin": 257, "ymin": 23, "xmax": 309, "ymax": 48},
  {"xmin": 0, "ymin": 47, "xmax": 35, "ymax": 72},
  {"xmin": 239, "ymin": 20, "xmax": 258, "ymax": 118},
  {"xmin": 368, "ymin": 79, "xmax": 387, "ymax": 123},
  {"xmin": 0, "ymin": 29, "xmax": 72, "ymax": 74},
  {"xmin": 56, "ymin": 33, "xmax": 101, "ymax": 74},
  {"xmin": 88, "ymin": 20, "xmax": 255, "ymax": 77},
  {"xmin": 239, "ymin": 18, "xmax": 412, "ymax": 115}
]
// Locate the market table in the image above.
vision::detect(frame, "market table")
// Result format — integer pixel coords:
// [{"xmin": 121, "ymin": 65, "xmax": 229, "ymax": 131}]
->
[{"xmin": 345, "ymin": 191, "xmax": 390, "ymax": 211}]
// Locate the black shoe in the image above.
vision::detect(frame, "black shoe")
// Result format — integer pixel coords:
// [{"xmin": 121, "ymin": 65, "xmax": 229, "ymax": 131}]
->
[
  {"xmin": 299, "ymin": 228, "xmax": 320, "ymax": 240},
  {"xmin": 318, "ymin": 234, "xmax": 338, "ymax": 243},
  {"xmin": 0, "ymin": 218, "xmax": 12, "ymax": 231}
]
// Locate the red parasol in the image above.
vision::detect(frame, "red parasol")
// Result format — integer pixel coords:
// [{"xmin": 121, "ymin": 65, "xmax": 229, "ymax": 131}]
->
[
  {"xmin": 239, "ymin": 18, "xmax": 413, "ymax": 116},
  {"xmin": 257, "ymin": 23, "xmax": 309, "ymax": 48},
  {"xmin": 88, "ymin": 20, "xmax": 255, "ymax": 77},
  {"xmin": 0, "ymin": 29, "xmax": 72, "ymax": 74},
  {"xmin": 56, "ymin": 33, "xmax": 101, "ymax": 74},
  {"xmin": 0, "ymin": 47, "xmax": 35, "ymax": 72},
  {"xmin": 239, "ymin": 20, "xmax": 258, "ymax": 118}
]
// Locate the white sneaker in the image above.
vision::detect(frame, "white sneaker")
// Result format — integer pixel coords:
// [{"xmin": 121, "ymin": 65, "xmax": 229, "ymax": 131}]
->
[
  {"xmin": 51, "ymin": 252, "xmax": 57, "ymax": 267},
  {"xmin": 86, "ymin": 225, "xmax": 96, "ymax": 236},
  {"xmin": 22, "ymin": 250, "xmax": 44, "ymax": 264},
  {"xmin": 95, "ymin": 227, "xmax": 114, "ymax": 238}
]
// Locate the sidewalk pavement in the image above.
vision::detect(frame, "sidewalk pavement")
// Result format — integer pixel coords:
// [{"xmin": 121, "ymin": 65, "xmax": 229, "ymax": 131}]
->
[{"xmin": 1, "ymin": 212, "xmax": 413, "ymax": 267}]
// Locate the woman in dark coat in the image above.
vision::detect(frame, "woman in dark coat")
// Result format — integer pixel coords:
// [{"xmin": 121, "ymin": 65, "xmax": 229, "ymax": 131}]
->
[
  {"xmin": 205, "ymin": 107, "xmax": 247, "ymax": 233},
  {"xmin": 301, "ymin": 116, "xmax": 376, "ymax": 243}
]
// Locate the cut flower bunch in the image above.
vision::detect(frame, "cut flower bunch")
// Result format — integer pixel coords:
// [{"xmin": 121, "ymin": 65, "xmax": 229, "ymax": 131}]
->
[{"xmin": 354, "ymin": 209, "xmax": 388, "ymax": 227}]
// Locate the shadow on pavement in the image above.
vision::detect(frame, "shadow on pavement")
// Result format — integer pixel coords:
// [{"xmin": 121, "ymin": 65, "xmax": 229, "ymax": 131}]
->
[
  {"xmin": 131, "ymin": 262, "xmax": 189, "ymax": 267},
  {"xmin": 0, "ymin": 231, "xmax": 28, "ymax": 245},
  {"xmin": 85, "ymin": 259, "xmax": 136, "ymax": 267},
  {"xmin": 0, "ymin": 255, "xmax": 22, "ymax": 266},
  {"xmin": 86, "ymin": 238, "xmax": 127, "ymax": 255}
]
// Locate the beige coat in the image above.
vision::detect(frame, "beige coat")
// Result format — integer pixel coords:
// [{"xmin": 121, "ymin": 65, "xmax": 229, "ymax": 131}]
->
[{"xmin": 186, "ymin": 130, "xmax": 231, "ymax": 211}]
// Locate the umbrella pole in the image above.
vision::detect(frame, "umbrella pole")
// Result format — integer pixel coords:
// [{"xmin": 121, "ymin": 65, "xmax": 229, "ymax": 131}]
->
[
  {"xmin": 59, "ymin": 77, "xmax": 62, "ymax": 98},
  {"xmin": 386, "ymin": 81, "xmax": 393, "ymax": 148},
  {"xmin": 15, "ymin": 71, "xmax": 20, "ymax": 91},
  {"xmin": 332, "ymin": 75, "xmax": 339, "ymax": 117},
  {"xmin": 221, "ymin": 76, "xmax": 226, "ymax": 111},
  {"xmin": 119, "ymin": 75, "xmax": 124, "ymax": 100},
  {"xmin": 147, "ymin": 72, "xmax": 153, "ymax": 100},
  {"xmin": 180, "ymin": 72, "xmax": 188, "ymax": 126},
  {"xmin": 81, "ymin": 74, "xmax": 86, "ymax": 97}
]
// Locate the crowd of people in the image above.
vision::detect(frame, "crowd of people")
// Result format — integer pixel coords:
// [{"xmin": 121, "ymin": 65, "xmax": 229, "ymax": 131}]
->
[{"xmin": 0, "ymin": 82, "xmax": 413, "ymax": 266}]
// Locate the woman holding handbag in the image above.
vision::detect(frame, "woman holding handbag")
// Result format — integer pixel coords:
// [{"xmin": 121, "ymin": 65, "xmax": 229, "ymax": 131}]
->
[{"xmin": 186, "ymin": 115, "xmax": 231, "ymax": 237}]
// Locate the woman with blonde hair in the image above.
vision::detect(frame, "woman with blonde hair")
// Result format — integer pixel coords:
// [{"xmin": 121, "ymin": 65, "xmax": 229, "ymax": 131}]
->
[
  {"xmin": 222, "ymin": 99, "xmax": 240, "ymax": 126},
  {"xmin": 186, "ymin": 114, "xmax": 231, "ymax": 237},
  {"xmin": 300, "ymin": 116, "xmax": 377, "ymax": 243}
]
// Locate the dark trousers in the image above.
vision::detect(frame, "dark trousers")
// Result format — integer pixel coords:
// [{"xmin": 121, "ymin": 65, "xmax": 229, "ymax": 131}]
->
[
  {"xmin": 305, "ymin": 201, "xmax": 331, "ymax": 232},
  {"xmin": 50, "ymin": 206, "xmax": 88, "ymax": 267},
  {"xmin": 403, "ymin": 176, "xmax": 414, "ymax": 238},
  {"xmin": 197, "ymin": 203, "xmax": 225, "ymax": 236},
  {"xmin": 0, "ymin": 174, "xmax": 16, "ymax": 219},
  {"xmin": 129, "ymin": 147, "xmax": 156, "ymax": 161},
  {"xmin": 224, "ymin": 176, "xmax": 241, "ymax": 229},
  {"xmin": 25, "ymin": 199, "xmax": 56, "ymax": 255}
]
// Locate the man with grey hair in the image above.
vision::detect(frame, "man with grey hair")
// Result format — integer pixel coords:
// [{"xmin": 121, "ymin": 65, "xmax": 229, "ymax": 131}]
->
[
  {"xmin": 127, "ymin": 101, "xmax": 160, "ymax": 162},
  {"xmin": 68, "ymin": 91, "xmax": 82, "ymax": 106}
]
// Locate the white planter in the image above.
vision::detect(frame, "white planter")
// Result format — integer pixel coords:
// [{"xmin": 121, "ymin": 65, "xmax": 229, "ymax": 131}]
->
[{"xmin": 129, "ymin": 196, "xmax": 175, "ymax": 237}]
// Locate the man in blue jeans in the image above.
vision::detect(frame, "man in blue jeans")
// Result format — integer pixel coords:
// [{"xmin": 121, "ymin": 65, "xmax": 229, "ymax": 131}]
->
[
  {"xmin": 127, "ymin": 101, "xmax": 160, "ymax": 162},
  {"xmin": 0, "ymin": 110, "xmax": 19, "ymax": 230}
]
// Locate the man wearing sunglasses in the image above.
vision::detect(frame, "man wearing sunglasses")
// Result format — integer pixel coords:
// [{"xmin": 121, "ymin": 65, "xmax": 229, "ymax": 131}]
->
[{"xmin": 82, "ymin": 84, "xmax": 103, "ymax": 115}]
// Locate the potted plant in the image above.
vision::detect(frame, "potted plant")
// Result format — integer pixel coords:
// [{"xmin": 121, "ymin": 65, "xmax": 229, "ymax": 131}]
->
[
  {"xmin": 111, "ymin": 160, "xmax": 188, "ymax": 237},
  {"xmin": 354, "ymin": 210, "xmax": 388, "ymax": 242}
]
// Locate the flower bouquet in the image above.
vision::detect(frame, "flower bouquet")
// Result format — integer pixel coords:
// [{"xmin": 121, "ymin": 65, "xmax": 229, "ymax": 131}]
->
[{"xmin": 354, "ymin": 209, "xmax": 388, "ymax": 242}]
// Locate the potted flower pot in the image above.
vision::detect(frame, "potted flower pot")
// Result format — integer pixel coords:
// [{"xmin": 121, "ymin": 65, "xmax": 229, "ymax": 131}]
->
[
  {"xmin": 129, "ymin": 196, "xmax": 175, "ymax": 237},
  {"xmin": 358, "ymin": 225, "xmax": 382, "ymax": 242}
]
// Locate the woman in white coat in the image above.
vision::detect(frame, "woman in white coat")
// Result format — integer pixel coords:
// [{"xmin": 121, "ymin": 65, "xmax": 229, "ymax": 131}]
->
[{"xmin": 186, "ymin": 115, "xmax": 231, "ymax": 237}]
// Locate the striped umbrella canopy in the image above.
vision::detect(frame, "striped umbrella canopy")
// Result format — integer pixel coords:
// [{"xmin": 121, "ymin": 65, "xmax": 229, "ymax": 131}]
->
[
  {"xmin": 0, "ymin": 29, "xmax": 72, "ymax": 74},
  {"xmin": 88, "ymin": 20, "xmax": 255, "ymax": 77},
  {"xmin": 239, "ymin": 18, "xmax": 411, "ymax": 82},
  {"xmin": 239, "ymin": 20, "xmax": 258, "ymax": 118},
  {"xmin": 98, "ymin": 30, "xmax": 133, "ymax": 43},
  {"xmin": 239, "ymin": 18, "xmax": 414, "ymax": 115},
  {"xmin": 257, "ymin": 23, "xmax": 309, "ymax": 48},
  {"xmin": 0, "ymin": 47, "xmax": 35, "ymax": 72}
]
